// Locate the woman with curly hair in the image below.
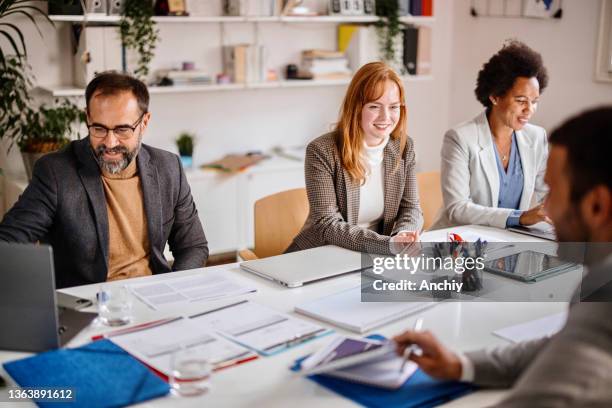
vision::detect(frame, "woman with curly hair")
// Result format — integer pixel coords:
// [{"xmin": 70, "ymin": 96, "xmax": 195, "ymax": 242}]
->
[
  {"xmin": 287, "ymin": 62, "xmax": 423, "ymax": 255},
  {"xmin": 432, "ymin": 40, "xmax": 550, "ymax": 230}
]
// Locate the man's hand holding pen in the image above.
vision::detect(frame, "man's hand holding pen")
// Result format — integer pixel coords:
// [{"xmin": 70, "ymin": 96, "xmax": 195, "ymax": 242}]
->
[{"xmin": 393, "ymin": 329, "xmax": 463, "ymax": 381}]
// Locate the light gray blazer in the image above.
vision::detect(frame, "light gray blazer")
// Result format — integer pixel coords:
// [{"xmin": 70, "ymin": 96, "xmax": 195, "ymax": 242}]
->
[
  {"xmin": 431, "ymin": 111, "xmax": 549, "ymax": 230},
  {"xmin": 287, "ymin": 132, "xmax": 423, "ymax": 255},
  {"xmin": 465, "ymin": 256, "xmax": 612, "ymax": 407}
]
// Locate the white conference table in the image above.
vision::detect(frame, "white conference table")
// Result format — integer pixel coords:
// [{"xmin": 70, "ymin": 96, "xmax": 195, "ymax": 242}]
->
[{"xmin": 0, "ymin": 226, "xmax": 582, "ymax": 408}]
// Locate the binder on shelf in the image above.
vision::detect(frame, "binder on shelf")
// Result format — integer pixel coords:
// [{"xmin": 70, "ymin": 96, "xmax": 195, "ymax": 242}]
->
[
  {"xmin": 416, "ymin": 26, "xmax": 432, "ymax": 75},
  {"xmin": 402, "ymin": 26, "xmax": 418, "ymax": 75},
  {"xmin": 2, "ymin": 339, "xmax": 169, "ymax": 408}
]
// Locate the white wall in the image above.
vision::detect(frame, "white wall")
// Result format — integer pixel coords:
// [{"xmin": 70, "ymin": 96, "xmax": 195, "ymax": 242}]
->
[{"xmin": 449, "ymin": 0, "xmax": 612, "ymax": 133}]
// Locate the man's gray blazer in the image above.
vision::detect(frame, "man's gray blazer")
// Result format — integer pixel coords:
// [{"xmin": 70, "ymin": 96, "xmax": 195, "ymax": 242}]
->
[
  {"xmin": 0, "ymin": 138, "xmax": 208, "ymax": 288},
  {"xmin": 466, "ymin": 256, "xmax": 612, "ymax": 407}
]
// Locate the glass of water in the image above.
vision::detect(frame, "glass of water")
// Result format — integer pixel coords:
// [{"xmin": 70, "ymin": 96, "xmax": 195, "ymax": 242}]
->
[
  {"xmin": 97, "ymin": 285, "xmax": 133, "ymax": 327},
  {"xmin": 170, "ymin": 346, "xmax": 212, "ymax": 397}
]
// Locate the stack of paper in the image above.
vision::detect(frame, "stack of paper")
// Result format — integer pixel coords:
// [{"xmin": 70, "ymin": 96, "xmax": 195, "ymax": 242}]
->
[
  {"xmin": 295, "ymin": 286, "xmax": 435, "ymax": 333},
  {"xmin": 128, "ymin": 273, "xmax": 256, "ymax": 310}
]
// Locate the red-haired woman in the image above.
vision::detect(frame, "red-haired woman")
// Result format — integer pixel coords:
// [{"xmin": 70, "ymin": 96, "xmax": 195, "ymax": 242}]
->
[{"xmin": 287, "ymin": 62, "xmax": 423, "ymax": 255}]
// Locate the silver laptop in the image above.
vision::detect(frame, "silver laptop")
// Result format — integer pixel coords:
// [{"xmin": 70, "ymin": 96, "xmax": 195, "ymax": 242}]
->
[
  {"xmin": 0, "ymin": 243, "xmax": 96, "ymax": 352},
  {"xmin": 240, "ymin": 245, "xmax": 364, "ymax": 287}
]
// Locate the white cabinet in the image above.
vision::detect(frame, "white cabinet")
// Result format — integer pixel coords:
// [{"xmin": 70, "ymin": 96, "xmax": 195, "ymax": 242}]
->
[
  {"xmin": 186, "ymin": 170, "xmax": 240, "ymax": 254},
  {"xmin": 187, "ymin": 155, "xmax": 304, "ymax": 255}
]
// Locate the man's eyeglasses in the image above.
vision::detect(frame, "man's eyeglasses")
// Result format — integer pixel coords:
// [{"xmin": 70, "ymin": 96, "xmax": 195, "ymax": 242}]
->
[{"xmin": 88, "ymin": 112, "xmax": 146, "ymax": 140}]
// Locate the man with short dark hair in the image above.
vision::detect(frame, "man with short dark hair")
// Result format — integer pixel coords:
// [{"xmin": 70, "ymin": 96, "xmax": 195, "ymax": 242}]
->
[
  {"xmin": 395, "ymin": 106, "xmax": 612, "ymax": 407},
  {"xmin": 0, "ymin": 72, "xmax": 208, "ymax": 288}
]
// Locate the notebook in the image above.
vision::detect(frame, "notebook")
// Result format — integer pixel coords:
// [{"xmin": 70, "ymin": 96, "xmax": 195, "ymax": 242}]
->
[
  {"xmin": 295, "ymin": 286, "xmax": 435, "ymax": 333},
  {"xmin": 3, "ymin": 339, "xmax": 170, "ymax": 408},
  {"xmin": 240, "ymin": 245, "xmax": 363, "ymax": 288}
]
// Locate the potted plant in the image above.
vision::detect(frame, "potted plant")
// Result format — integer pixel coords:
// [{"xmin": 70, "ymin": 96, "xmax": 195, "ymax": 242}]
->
[
  {"xmin": 19, "ymin": 99, "xmax": 86, "ymax": 179},
  {"xmin": 375, "ymin": 0, "xmax": 405, "ymax": 73},
  {"xmin": 0, "ymin": 0, "xmax": 76, "ymax": 175},
  {"xmin": 176, "ymin": 132, "xmax": 195, "ymax": 169},
  {"xmin": 120, "ymin": 0, "xmax": 159, "ymax": 80}
]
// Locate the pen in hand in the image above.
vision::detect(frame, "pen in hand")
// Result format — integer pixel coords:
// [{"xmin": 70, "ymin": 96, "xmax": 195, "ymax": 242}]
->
[{"xmin": 399, "ymin": 317, "xmax": 424, "ymax": 373}]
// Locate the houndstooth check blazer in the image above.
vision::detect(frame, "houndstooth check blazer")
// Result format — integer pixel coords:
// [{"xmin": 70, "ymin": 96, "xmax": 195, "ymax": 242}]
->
[{"xmin": 287, "ymin": 131, "xmax": 423, "ymax": 255}]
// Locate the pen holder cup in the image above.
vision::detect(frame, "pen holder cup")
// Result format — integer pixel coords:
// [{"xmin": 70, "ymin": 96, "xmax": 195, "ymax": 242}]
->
[{"xmin": 429, "ymin": 241, "xmax": 486, "ymax": 293}]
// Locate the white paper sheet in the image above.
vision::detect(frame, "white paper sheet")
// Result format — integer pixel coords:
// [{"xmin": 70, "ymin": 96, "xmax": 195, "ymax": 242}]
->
[
  {"xmin": 128, "ymin": 273, "xmax": 257, "ymax": 310},
  {"xmin": 110, "ymin": 317, "xmax": 255, "ymax": 375},
  {"xmin": 493, "ymin": 312, "xmax": 568, "ymax": 343},
  {"xmin": 190, "ymin": 301, "xmax": 329, "ymax": 354}
]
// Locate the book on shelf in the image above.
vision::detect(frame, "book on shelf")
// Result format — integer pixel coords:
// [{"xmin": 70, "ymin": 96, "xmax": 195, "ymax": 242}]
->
[
  {"xmin": 156, "ymin": 69, "xmax": 213, "ymax": 85},
  {"xmin": 301, "ymin": 49, "xmax": 351, "ymax": 79},
  {"xmin": 223, "ymin": 44, "xmax": 267, "ymax": 84},
  {"xmin": 410, "ymin": 0, "xmax": 422, "ymax": 16},
  {"xmin": 405, "ymin": 0, "xmax": 434, "ymax": 17},
  {"xmin": 302, "ymin": 49, "xmax": 346, "ymax": 59}
]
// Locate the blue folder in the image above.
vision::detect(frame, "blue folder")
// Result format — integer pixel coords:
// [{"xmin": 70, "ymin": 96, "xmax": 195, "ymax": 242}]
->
[
  {"xmin": 291, "ymin": 335, "xmax": 475, "ymax": 408},
  {"xmin": 3, "ymin": 339, "xmax": 170, "ymax": 408}
]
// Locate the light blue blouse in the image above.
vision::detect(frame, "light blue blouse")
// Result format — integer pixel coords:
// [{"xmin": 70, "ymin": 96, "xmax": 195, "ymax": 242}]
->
[{"xmin": 493, "ymin": 132, "xmax": 524, "ymax": 227}]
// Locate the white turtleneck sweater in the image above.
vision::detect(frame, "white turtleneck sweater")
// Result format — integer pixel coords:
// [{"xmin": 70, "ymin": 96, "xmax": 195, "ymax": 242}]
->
[{"xmin": 357, "ymin": 136, "xmax": 389, "ymax": 231}]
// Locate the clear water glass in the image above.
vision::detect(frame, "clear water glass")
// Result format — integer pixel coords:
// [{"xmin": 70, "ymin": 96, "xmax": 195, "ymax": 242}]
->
[
  {"xmin": 97, "ymin": 284, "xmax": 133, "ymax": 326},
  {"xmin": 170, "ymin": 346, "xmax": 212, "ymax": 397}
]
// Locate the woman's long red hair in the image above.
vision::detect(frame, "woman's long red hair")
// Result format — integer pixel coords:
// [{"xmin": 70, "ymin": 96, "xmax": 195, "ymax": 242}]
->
[{"xmin": 335, "ymin": 61, "xmax": 407, "ymax": 183}]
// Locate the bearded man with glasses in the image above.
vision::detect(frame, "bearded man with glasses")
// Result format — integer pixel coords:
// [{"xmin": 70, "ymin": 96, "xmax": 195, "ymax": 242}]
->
[{"xmin": 0, "ymin": 72, "xmax": 208, "ymax": 288}]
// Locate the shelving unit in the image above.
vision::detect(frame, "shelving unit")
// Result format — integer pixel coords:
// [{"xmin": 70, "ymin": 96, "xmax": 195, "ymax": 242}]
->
[
  {"xmin": 48, "ymin": 14, "xmax": 435, "ymax": 25},
  {"xmin": 35, "ymin": 75, "xmax": 433, "ymax": 97},
  {"xmin": 38, "ymin": 6, "xmax": 438, "ymax": 255}
]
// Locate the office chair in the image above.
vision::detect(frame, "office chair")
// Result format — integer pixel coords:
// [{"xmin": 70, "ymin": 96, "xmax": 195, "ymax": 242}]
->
[
  {"xmin": 416, "ymin": 171, "xmax": 443, "ymax": 231},
  {"xmin": 238, "ymin": 188, "xmax": 309, "ymax": 260}
]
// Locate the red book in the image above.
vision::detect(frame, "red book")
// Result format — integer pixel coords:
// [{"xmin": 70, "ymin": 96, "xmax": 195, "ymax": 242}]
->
[{"xmin": 422, "ymin": 0, "xmax": 433, "ymax": 16}]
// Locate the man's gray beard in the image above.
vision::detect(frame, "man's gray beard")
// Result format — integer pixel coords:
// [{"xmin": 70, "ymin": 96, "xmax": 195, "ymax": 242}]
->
[{"xmin": 95, "ymin": 136, "xmax": 142, "ymax": 175}]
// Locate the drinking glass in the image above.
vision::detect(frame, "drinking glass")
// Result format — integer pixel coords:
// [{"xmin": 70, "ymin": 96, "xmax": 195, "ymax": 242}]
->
[
  {"xmin": 170, "ymin": 346, "xmax": 212, "ymax": 397},
  {"xmin": 97, "ymin": 284, "xmax": 133, "ymax": 326}
]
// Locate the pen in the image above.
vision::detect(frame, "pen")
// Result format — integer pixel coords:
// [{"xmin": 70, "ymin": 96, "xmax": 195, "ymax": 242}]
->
[{"xmin": 399, "ymin": 317, "xmax": 424, "ymax": 373}]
